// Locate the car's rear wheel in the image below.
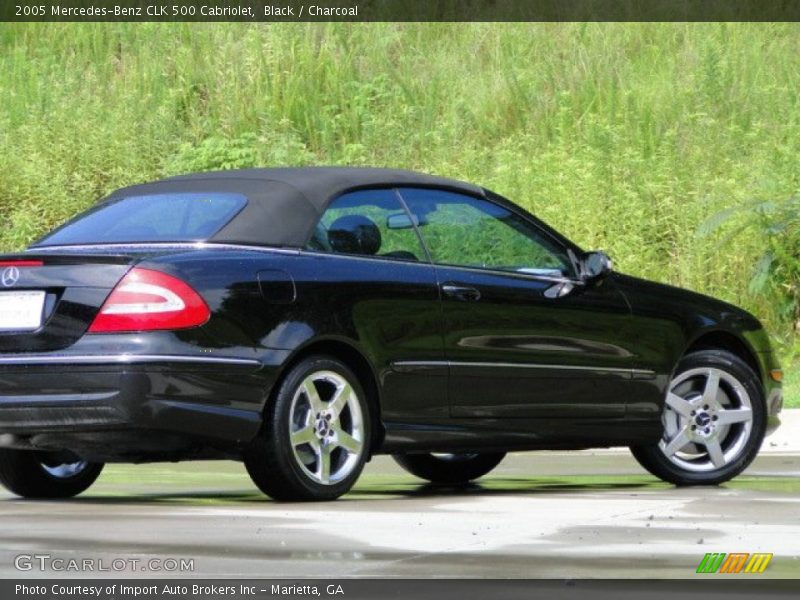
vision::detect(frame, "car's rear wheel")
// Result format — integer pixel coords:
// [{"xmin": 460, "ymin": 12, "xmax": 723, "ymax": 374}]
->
[
  {"xmin": 393, "ymin": 452, "xmax": 506, "ymax": 485},
  {"xmin": 0, "ymin": 449, "xmax": 103, "ymax": 499},
  {"xmin": 245, "ymin": 356, "xmax": 371, "ymax": 501},
  {"xmin": 631, "ymin": 349, "xmax": 766, "ymax": 486}
]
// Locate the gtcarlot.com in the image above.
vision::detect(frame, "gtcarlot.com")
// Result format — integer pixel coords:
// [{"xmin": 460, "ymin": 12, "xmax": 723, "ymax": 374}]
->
[{"xmin": 14, "ymin": 554, "xmax": 194, "ymax": 573}]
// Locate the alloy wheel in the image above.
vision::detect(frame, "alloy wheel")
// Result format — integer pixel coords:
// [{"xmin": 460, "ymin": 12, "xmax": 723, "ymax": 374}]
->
[
  {"xmin": 659, "ymin": 367, "xmax": 754, "ymax": 472},
  {"xmin": 288, "ymin": 370, "xmax": 365, "ymax": 485},
  {"xmin": 40, "ymin": 459, "xmax": 90, "ymax": 479}
]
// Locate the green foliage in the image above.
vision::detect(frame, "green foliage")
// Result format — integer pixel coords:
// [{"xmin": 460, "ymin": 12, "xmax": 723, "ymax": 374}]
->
[
  {"xmin": 700, "ymin": 196, "xmax": 800, "ymax": 329},
  {"xmin": 169, "ymin": 134, "xmax": 263, "ymax": 173},
  {"xmin": 167, "ymin": 130, "xmax": 314, "ymax": 174},
  {"xmin": 1, "ymin": 23, "xmax": 799, "ymax": 397}
]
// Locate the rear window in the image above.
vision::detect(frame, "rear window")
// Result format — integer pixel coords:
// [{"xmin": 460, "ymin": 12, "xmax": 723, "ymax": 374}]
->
[{"xmin": 35, "ymin": 193, "xmax": 247, "ymax": 246}]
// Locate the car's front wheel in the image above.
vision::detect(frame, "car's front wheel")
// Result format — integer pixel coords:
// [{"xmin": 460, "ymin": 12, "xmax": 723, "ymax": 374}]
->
[
  {"xmin": 245, "ymin": 356, "xmax": 371, "ymax": 501},
  {"xmin": 631, "ymin": 349, "xmax": 766, "ymax": 486},
  {"xmin": 0, "ymin": 449, "xmax": 103, "ymax": 499},
  {"xmin": 393, "ymin": 452, "xmax": 506, "ymax": 485}
]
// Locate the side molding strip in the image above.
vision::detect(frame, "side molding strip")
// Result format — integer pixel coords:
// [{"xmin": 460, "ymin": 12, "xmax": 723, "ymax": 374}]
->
[
  {"xmin": 0, "ymin": 354, "xmax": 261, "ymax": 367},
  {"xmin": 391, "ymin": 360, "xmax": 655, "ymax": 378}
]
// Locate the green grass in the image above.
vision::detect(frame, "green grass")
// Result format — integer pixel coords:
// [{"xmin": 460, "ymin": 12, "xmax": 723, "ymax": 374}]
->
[
  {"xmin": 782, "ymin": 365, "xmax": 799, "ymax": 409},
  {"xmin": 0, "ymin": 23, "xmax": 798, "ymax": 404}
]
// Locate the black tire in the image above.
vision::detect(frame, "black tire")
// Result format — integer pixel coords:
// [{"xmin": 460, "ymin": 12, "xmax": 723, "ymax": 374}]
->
[
  {"xmin": 245, "ymin": 355, "xmax": 372, "ymax": 501},
  {"xmin": 393, "ymin": 452, "xmax": 506, "ymax": 485},
  {"xmin": 630, "ymin": 349, "xmax": 766, "ymax": 486},
  {"xmin": 0, "ymin": 449, "xmax": 103, "ymax": 499}
]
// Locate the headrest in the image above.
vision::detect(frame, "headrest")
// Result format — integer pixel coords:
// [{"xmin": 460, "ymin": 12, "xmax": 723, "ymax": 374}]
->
[{"xmin": 327, "ymin": 215, "xmax": 382, "ymax": 255}]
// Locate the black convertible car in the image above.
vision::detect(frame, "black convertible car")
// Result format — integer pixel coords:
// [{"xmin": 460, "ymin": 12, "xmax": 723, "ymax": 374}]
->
[{"xmin": 0, "ymin": 168, "xmax": 783, "ymax": 500}]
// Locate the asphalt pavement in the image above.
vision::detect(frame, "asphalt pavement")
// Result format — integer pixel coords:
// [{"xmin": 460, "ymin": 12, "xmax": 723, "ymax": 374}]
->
[{"xmin": 1, "ymin": 416, "xmax": 799, "ymax": 579}]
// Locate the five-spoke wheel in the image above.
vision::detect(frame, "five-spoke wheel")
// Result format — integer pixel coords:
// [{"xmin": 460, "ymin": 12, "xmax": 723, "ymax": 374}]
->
[
  {"xmin": 245, "ymin": 356, "xmax": 371, "ymax": 501},
  {"xmin": 660, "ymin": 367, "xmax": 753, "ymax": 471},
  {"xmin": 631, "ymin": 350, "xmax": 766, "ymax": 486},
  {"xmin": 288, "ymin": 370, "xmax": 365, "ymax": 486}
]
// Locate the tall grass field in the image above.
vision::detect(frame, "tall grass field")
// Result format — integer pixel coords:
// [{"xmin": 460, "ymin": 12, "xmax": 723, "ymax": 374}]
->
[{"xmin": 0, "ymin": 23, "xmax": 798, "ymax": 403}]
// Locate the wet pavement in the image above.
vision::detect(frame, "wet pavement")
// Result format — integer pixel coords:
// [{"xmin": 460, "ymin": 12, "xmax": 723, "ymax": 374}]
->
[{"xmin": 1, "ymin": 451, "xmax": 799, "ymax": 578}]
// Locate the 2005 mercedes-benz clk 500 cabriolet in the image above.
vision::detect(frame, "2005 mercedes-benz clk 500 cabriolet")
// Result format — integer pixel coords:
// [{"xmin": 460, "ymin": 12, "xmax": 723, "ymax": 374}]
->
[{"xmin": 0, "ymin": 168, "xmax": 783, "ymax": 500}]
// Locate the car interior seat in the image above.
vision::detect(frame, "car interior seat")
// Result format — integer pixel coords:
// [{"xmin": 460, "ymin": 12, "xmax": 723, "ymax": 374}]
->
[{"xmin": 327, "ymin": 215, "xmax": 382, "ymax": 255}]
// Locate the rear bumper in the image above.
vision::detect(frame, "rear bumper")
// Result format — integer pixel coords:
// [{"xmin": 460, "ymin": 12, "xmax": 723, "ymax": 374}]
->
[{"xmin": 0, "ymin": 355, "xmax": 279, "ymax": 461}]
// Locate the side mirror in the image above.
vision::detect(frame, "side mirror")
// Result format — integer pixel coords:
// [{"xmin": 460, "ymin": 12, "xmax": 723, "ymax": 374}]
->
[{"xmin": 581, "ymin": 251, "xmax": 613, "ymax": 281}]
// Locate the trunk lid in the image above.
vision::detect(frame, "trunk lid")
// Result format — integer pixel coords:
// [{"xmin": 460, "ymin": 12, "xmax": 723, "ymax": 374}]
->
[{"xmin": 0, "ymin": 252, "xmax": 136, "ymax": 352}]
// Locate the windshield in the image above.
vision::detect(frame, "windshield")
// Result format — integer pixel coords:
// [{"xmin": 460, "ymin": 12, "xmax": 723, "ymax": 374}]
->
[{"xmin": 34, "ymin": 193, "xmax": 247, "ymax": 246}]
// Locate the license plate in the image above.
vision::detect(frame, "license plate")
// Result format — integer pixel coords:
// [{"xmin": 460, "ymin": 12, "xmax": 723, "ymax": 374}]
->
[{"xmin": 0, "ymin": 291, "xmax": 46, "ymax": 331}]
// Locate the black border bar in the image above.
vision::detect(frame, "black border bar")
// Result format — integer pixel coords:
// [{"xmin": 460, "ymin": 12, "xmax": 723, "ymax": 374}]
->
[
  {"xmin": 5, "ymin": 579, "xmax": 800, "ymax": 600},
  {"xmin": 4, "ymin": 1, "xmax": 800, "ymax": 23}
]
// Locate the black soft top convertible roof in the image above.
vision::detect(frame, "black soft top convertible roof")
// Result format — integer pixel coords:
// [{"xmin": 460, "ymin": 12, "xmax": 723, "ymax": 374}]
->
[{"xmin": 103, "ymin": 167, "xmax": 485, "ymax": 248}]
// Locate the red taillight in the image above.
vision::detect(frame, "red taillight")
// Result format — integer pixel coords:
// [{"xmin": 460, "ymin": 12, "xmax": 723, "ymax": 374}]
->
[
  {"xmin": 0, "ymin": 260, "xmax": 43, "ymax": 267},
  {"xmin": 88, "ymin": 268, "xmax": 210, "ymax": 333}
]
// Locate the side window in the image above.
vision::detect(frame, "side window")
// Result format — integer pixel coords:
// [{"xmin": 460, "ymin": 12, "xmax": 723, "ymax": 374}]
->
[
  {"xmin": 307, "ymin": 189, "xmax": 427, "ymax": 262},
  {"xmin": 397, "ymin": 188, "xmax": 574, "ymax": 276}
]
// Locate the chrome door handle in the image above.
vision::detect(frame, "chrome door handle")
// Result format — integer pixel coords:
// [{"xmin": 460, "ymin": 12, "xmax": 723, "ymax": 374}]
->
[{"xmin": 441, "ymin": 283, "xmax": 481, "ymax": 302}]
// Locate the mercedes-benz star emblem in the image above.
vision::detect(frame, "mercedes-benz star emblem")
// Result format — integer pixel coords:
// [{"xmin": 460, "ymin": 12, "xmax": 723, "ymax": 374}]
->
[{"xmin": 1, "ymin": 266, "xmax": 20, "ymax": 287}]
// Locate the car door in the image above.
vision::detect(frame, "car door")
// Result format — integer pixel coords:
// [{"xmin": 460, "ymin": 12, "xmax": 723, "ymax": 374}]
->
[
  {"xmin": 303, "ymin": 188, "xmax": 448, "ymax": 424},
  {"xmin": 396, "ymin": 187, "xmax": 636, "ymax": 419}
]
